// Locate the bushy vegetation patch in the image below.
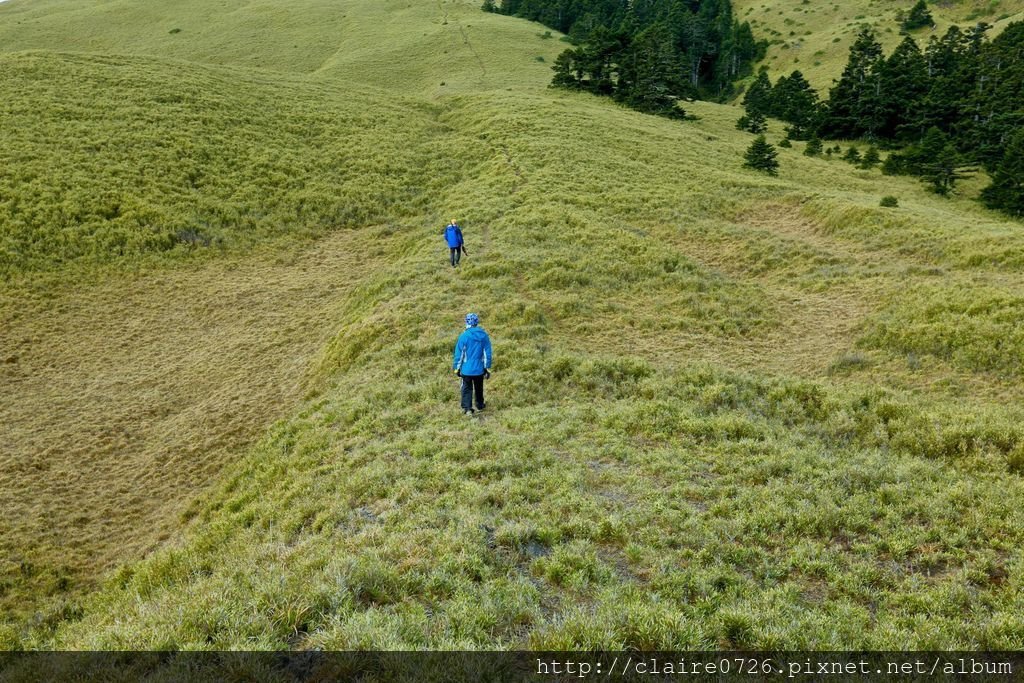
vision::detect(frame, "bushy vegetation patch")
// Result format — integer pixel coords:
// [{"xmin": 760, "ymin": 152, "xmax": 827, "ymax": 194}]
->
[
  {"xmin": 861, "ymin": 285, "xmax": 1024, "ymax": 375},
  {"xmin": 0, "ymin": 53, "xmax": 432, "ymax": 273},
  {"xmin": 41, "ymin": 352, "xmax": 1024, "ymax": 650}
]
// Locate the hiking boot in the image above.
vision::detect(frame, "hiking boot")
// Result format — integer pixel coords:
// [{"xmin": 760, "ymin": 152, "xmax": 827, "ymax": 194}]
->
[
  {"xmin": 464, "ymin": 409, "xmax": 475, "ymax": 416},
  {"xmin": 476, "ymin": 404, "xmax": 486, "ymax": 412}
]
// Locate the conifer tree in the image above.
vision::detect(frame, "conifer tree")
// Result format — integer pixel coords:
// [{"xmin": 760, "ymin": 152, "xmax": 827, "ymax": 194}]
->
[
  {"xmin": 551, "ymin": 49, "xmax": 584, "ymax": 88},
  {"xmin": 582, "ymin": 26, "xmax": 630, "ymax": 95},
  {"xmin": 527, "ymin": 0, "xmax": 766, "ymax": 117},
  {"xmin": 736, "ymin": 110, "xmax": 767, "ymax": 133},
  {"xmin": 769, "ymin": 70, "xmax": 820, "ymax": 137},
  {"xmin": 882, "ymin": 152, "xmax": 910, "ymax": 175},
  {"xmin": 923, "ymin": 141, "xmax": 969, "ymax": 195},
  {"xmin": 616, "ymin": 23, "xmax": 686, "ymax": 118},
  {"xmin": 965, "ymin": 23, "xmax": 1024, "ymax": 170},
  {"xmin": 804, "ymin": 137, "xmax": 823, "ymax": 156},
  {"xmin": 860, "ymin": 146, "xmax": 881, "ymax": 168},
  {"xmin": 744, "ymin": 135, "xmax": 779, "ymax": 175},
  {"xmin": 877, "ymin": 35, "xmax": 929, "ymax": 139},
  {"xmin": 742, "ymin": 71, "xmax": 773, "ymax": 116},
  {"xmin": 902, "ymin": 0, "xmax": 935, "ymax": 31},
  {"xmin": 843, "ymin": 147, "xmax": 862, "ymax": 164},
  {"xmin": 919, "ymin": 126, "xmax": 952, "ymax": 166},
  {"xmin": 821, "ymin": 27, "xmax": 885, "ymax": 139},
  {"xmin": 916, "ymin": 26, "xmax": 977, "ymax": 135},
  {"xmin": 981, "ymin": 129, "xmax": 1024, "ymax": 216}
]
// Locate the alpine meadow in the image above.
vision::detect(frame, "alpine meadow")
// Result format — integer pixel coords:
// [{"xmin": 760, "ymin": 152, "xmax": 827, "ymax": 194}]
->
[{"xmin": 3, "ymin": 0, "xmax": 1024, "ymax": 653}]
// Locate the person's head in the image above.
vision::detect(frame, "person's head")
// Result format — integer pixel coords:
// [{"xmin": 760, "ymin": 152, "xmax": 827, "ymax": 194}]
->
[
  {"xmin": 450, "ymin": 219, "xmax": 458, "ymax": 226},
  {"xmin": 465, "ymin": 313, "xmax": 479, "ymax": 328}
]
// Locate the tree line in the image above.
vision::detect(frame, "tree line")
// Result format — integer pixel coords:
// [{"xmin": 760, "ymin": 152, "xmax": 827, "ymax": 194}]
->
[
  {"xmin": 486, "ymin": 0, "xmax": 1022, "ymax": 217},
  {"xmin": 485, "ymin": 0, "xmax": 765, "ymax": 117},
  {"xmin": 741, "ymin": 21, "xmax": 1024, "ymax": 217}
]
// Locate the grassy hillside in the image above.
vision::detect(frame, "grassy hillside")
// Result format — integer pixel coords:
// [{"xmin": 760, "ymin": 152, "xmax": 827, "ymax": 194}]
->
[
  {"xmin": 733, "ymin": 0, "xmax": 1024, "ymax": 90},
  {"xmin": 2, "ymin": 0, "xmax": 1024, "ymax": 649}
]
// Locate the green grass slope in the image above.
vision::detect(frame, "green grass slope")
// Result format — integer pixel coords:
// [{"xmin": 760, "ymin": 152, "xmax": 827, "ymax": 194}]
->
[
  {"xmin": 734, "ymin": 0, "xmax": 1024, "ymax": 90},
  {"xmin": 0, "ymin": 53, "xmax": 432, "ymax": 272},
  {"xmin": 0, "ymin": 0, "xmax": 561, "ymax": 630},
  {"xmin": 2, "ymin": 0, "xmax": 1024, "ymax": 649}
]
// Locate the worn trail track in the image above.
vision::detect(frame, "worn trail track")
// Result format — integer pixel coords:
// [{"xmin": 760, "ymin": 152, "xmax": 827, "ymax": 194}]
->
[{"xmin": 0, "ymin": 233, "xmax": 374, "ymax": 611}]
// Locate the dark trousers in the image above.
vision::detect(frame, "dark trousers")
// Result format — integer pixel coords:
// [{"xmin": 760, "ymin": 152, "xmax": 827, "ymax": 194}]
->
[
  {"xmin": 449, "ymin": 246, "xmax": 462, "ymax": 267},
  {"xmin": 461, "ymin": 374, "xmax": 485, "ymax": 411}
]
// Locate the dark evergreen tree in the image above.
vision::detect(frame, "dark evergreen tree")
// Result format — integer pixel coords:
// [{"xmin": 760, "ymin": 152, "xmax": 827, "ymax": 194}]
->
[
  {"xmin": 923, "ymin": 140, "xmax": 969, "ymax": 194},
  {"xmin": 616, "ymin": 22, "xmax": 686, "ymax": 117},
  {"xmin": 778, "ymin": 137, "xmax": 792, "ymax": 148},
  {"xmin": 551, "ymin": 48, "xmax": 584, "ymax": 88},
  {"xmin": 981, "ymin": 128, "xmax": 1024, "ymax": 216},
  {"xmin": 742, "ymin": 71, "xmax": 773, "ymax": 116},
  {"xmin": 915, "ymin": 26, "xmax": 978, "ymax": 135},
  {"xmin": 877, "ymin": 35, "xmax": 929, "ymax": 139},
  {"xmin": 512, "ymin": 0, "xmax": 765, "ymax": 115},
  {"xmin": 882, "ymin": 152, "xmax": 911, "ymax": 175},
  {"xmin": 804, "ymin": 137, "xmax": 823, "ymax": 156},
  {"xmin": 821, "ymin": 27, "xmax": 885, "ymax": 139},
  {"xmin": 744, "ymin": 135, "xmax": 779, "ymax": 174},
  {"xmin": 964, "ymin": 22, "xmax": 1024, "ymax": 170},
  {"xmin": 737, "ymin": 110, "xmax": 767, "ymax": 133},
  {"xmin": 582, "ymin": 26, "xmax": 630, "ymax": 95},
  {"xmin": 843, "ymin": 147, "xmax": 862, "ymax": 164},
  {"xmin": 918, "ymin": 126, "xmax": 953, "ymax": 168},
  {"xmin": 769, "ymin": 70, "xmax": 820, "ymax": 137},
  {"xmin": 884, "ymin": 125, "xmax": 951, "ymax": 175},
  {"xmin": 902, "ymin": 0, "xmax": 934, "ymax": 31},
  {"xmin": 860, "ymin": 146, "xmax": 881, "ymax": 168},
  {"xmin": 481, "ymin": 0, "xmax": 497, "ymax": 12}
]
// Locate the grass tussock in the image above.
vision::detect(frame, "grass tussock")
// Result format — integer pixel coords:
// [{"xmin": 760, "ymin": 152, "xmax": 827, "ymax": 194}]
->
[
  {"xmin": 861, "ymin": 284, "xmax": 1024, "ymax": 375},
  {"xmin": 38, "ymin": 354, "xmax": 1024, "ymax": 650}
]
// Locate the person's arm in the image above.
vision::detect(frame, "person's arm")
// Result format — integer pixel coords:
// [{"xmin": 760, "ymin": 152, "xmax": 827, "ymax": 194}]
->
[
  {"xmin": 484, "ymin": 334, "xmax": 492, "ymax": 370},
  {"xmin": 453, "ymin": 335, "xmax": 466, "ymax": 373}
]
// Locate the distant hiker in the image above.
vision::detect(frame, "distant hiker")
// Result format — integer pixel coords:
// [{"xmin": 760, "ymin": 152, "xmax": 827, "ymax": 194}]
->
[
  {"xmin": 453, "ymin": 312, "xmax": 492, "ymax": 415},
  {"xmin": 444, "ymin": 219, "xmax": 465, "ymax": 267}
]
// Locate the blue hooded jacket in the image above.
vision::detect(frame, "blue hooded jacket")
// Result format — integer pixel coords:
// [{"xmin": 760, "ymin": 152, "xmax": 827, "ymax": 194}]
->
[
  {"xmin": 444, "ymin": 223, "xmax": 464, "ymax": 248},
  {"xmin": 453, "ymin": 326, "xmax": 492, "ymax": 376}
]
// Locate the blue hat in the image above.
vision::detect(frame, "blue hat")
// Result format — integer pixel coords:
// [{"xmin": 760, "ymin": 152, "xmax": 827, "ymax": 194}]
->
[{"xmin": 465, "ymin": 313, "xmax": 479, "ymax": 327}]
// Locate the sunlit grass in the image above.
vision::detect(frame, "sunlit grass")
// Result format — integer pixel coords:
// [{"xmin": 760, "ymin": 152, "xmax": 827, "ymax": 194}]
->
[
  {"xmin": 733, "ymin": 0, "xmax": 1024, "ymax": 92},
  {"xmin": 2, "ymin": 0, "xmax": 1023, "ymax": 650}
]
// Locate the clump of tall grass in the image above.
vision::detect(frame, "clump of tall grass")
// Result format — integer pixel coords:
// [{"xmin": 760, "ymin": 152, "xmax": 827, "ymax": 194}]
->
[
  {"xmin": 0, "ymin": 52, "xmax": 432, "ymax": 275},
  {"xmin": 861, "ymin": 284, "xmax": 1024, "ymax": 374}
]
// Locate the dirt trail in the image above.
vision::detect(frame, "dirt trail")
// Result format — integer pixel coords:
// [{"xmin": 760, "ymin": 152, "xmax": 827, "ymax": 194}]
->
[
  {"xmin": 726, "ymin": 203, "xmax": 879, "ymax": 375},
  {"xmin": 0, "ymin": 233, "xmax": 374, "ymax": 615}
]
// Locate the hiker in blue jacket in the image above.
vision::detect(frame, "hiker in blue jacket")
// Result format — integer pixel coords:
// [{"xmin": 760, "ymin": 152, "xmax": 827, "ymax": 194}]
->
[
  {"xmin": 453, "ymin": 313, "xmax": 492, "ymax": 415},
  {"xmin": 444, "ymin": 219, "xmax": 464, "ymax": 267}
]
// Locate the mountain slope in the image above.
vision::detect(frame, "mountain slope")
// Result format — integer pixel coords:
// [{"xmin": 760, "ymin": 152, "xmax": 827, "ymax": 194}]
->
[
  {"xmin": 2, "ymin": 0, "xmax": 1023, "ymax": 649},
  {"xmin": 734, "ymin": 0, "xmax": 1024, "ymax": 90}
]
